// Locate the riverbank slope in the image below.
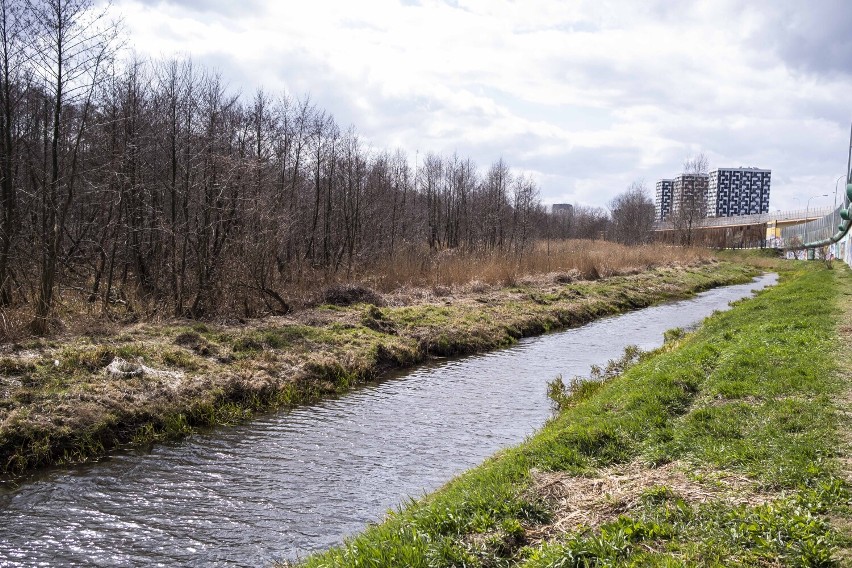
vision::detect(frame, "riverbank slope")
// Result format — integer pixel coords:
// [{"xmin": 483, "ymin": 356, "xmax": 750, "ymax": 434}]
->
[
  {"xmin": 299, "ymin": 261, "xmax": 852, "ymax": 567},
  {"xmin": 0, "ymin": 261, "xmax": 755, "ymax": 477}
]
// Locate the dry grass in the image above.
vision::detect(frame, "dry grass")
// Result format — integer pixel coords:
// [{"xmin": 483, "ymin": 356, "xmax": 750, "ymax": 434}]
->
[
  {"xmin": 525, "ymin": 460, "xmax": 768, "ymax": 544},
  {"xmin": 370, "ymin": 241, "xmax": 710, "ymax": 291},
  {"xmin": 0, "ymin": 294, "xmax": 122, "ymax": 344}
]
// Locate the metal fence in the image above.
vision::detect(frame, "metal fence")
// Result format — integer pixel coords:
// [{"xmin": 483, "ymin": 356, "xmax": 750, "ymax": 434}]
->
[
  {"xmin": 779, "ymin": 206, "xmax": 843, "ymax": 246},
  {"xmin": 654, "ymin": 205, "xmax": 834, "ymax": 231},
  {"xmin": 703, "ymin": 206, "xmax": 834, "ymax": 228}
]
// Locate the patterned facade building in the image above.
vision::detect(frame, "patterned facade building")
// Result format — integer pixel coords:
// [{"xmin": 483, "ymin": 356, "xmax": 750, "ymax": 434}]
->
[
  {"xmin": 706, "ymin": 168, "xmax": 771, "ymax": 217},
  {"xmin": 671, "ymin": 174, "xmax": 710, "ymax": 217},
  {"xmin": 655, "ymin": 179, "xmax": 674, "ymax": 221}
]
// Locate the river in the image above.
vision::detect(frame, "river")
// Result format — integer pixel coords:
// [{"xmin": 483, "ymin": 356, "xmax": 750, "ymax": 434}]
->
[{"xmin": 0, "ymin": 273, "xmax": 777, "ymax": 566}]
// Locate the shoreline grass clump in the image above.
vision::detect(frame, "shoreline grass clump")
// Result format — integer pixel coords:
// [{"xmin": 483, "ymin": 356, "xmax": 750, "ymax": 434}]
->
[
  {"xmin": 297, "ymin": 261, "xmax": 851, "ymax": 567},
  {"xmin": 546, "ymin": 345, "xmax": 643, "ymax": 411}
]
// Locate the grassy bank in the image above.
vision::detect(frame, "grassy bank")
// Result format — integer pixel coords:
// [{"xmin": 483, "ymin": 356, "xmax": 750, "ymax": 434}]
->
[
  {"xmin": 299, "ymin": 261, "xmax": 851, "ymax": 567},
  {"xmin": 0, "ymin": 260, "xmax": 755, "ymax": 478}
]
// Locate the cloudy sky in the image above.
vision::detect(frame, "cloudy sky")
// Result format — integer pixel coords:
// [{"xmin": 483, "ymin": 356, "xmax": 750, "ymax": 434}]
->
[{"xmin": 110, "ymin": 0, "xmax": 852, "ymax": 212}]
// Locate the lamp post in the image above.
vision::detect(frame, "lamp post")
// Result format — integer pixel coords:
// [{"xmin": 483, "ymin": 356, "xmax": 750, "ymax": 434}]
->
[
  {"xmin": 806, "ymin": 194, "xmax": 828, "ymax": 219},
  {"xmin": 836, "ymin": 174, "xmax": 847, "ymax": 209}
]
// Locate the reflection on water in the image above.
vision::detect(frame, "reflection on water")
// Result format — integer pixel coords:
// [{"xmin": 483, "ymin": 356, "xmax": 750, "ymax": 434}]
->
[{"xmin": 0, "ymin": 274, "xmax": 777, "ymax": 567}]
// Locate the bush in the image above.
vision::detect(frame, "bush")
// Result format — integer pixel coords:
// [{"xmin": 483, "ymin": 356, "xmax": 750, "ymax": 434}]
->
[{"xmin": 320, "ymin": 284, "xmax": 384, "ymax": 307}]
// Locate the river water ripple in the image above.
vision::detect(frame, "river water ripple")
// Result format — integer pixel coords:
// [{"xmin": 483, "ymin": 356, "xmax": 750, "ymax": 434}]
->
[{"xmin": 0, "ymin": 273, "xmax": 777, "ymax": 566}]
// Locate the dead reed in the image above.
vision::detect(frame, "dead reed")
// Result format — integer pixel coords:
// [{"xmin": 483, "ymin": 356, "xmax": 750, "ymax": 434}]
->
[{"xmin": 368, "ymin": 240, "xmax": 710, "ymax": 291}]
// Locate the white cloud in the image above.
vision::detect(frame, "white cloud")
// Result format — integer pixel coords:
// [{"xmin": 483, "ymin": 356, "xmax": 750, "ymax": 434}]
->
[{"xmin": 111, "ymin": 0, "xmax": 852, "ymax": 210}]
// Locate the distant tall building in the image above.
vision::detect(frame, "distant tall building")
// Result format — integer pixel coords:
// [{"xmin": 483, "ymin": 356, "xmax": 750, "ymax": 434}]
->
[
  {"xmin": 552, "ymin": 203, "xmax": 573, "ymax": 215},
  {"xmin": 671, "ymin": 174, "xmax": 710, "ymax": 217},
  {"xmin": 655, "ymin": 180, "xmax": 674, "ymax": 221},
  {"xmin": 706, "ymin": 167, "xmax": 771, "ymax": 217}
]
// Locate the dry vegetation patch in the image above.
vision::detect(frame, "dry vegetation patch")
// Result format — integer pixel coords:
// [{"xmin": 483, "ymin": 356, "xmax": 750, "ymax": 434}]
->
[
  {"xmin": 0, "ymin": 242, "xmax": 711, "ymax": 344},
  {"xmin": 371, "ymin": 241, "xmax": 710, "ymax": 293},
  {"xmin": 525, "ymin": 460, "xmax": 767, "ymax": 544}
]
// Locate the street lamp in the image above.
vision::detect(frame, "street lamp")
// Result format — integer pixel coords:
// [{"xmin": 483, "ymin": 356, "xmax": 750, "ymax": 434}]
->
[
  {"xmin": 835, "ymin": 174, "xmax": 847, "ymax": 209},
  {"xmin": 806, "ymin": 194, "xmax": 828, "ymax": 219}
]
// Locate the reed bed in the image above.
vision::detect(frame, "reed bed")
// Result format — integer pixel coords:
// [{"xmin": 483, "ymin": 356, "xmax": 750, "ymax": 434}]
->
[{"xmin": 366, "ymin": 240, "xmax": 710, "ymax": 291}]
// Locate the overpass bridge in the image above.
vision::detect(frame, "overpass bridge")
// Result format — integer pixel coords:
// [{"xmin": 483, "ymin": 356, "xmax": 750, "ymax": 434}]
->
[
  {"xmin": 651, "ymin": 127, "xmax": 852, "ymax": 255},
  {"xmin": 653, "ymin": 205, "xmax": 835, "ymax": 248}
]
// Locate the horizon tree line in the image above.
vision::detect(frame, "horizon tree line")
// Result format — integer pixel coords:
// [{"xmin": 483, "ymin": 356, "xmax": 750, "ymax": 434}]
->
[{"xmin": 0, "ymin": 0, "xmax": 656, "ymax": 329}]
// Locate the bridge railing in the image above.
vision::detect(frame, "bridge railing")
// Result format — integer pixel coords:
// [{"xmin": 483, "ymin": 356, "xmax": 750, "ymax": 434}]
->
[
  {"xmin": 780, "ymin": 205, "xmax": 843, "ymax": 246},
  {"xmin": 653, "ymin": 205, "xmax": 835, "ymax": 231}
]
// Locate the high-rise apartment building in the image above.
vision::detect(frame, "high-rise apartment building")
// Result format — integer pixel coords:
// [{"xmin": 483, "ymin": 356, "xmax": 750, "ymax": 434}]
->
[
  {"xmin": 706, "ymin": 168, "xmax": 771, "ymax": 217},
  {"xmin": 552, "ymin": 203, "xmax": 574, "ymax": 215},
  {"xmin": 671, "ymin": 174, "xmax": 710, "ymax": 217},
  {"xmin": 655, "ymin": 167, "xmax": 771, "ymax": 221},
  {"xmin": 655, "ymin": 179, "xmax": 673, "ymax": 221}
]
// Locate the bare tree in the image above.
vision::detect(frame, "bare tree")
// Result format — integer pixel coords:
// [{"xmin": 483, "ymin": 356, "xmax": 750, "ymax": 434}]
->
[
  {"xmin": 608, "ymin": 180, "xmax": 655, "ymax": 245},
  {"xmin": 573, "ymin": 205, "xmax": 609, "ymax": 239},
  {"xmin": 26, "ymin": 0, "xmax": 120, "ymax": 333},
  {"xmin": 0, "ymin": 0, "xmax": 29, "ymax": 305},
  {"xmin": 671, "ymin": 153, "xmax": 709, "ymax": 246},
  {"xmin": 511, "ymin": 173, "xmax": 538, "ymax": 253},
  {"xmin": 421, "ymin": 152, "xmax": 442, "ymax": 250},
  {"xmin": 0, "ymin": 9, "xmax": 593, "ymax": 327},
  {"xmin": 482, "ymin": 158, "xmax": 510, "ymax": 249},
  {"xmin": 548, "ymin": 204, "xmax": 608, "ymax": 240}
]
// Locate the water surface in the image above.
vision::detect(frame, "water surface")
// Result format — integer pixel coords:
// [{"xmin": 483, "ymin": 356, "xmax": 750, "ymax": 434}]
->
[{"xmin": 0, "ymin": 273, "xmax": 777, "ymax": 566}]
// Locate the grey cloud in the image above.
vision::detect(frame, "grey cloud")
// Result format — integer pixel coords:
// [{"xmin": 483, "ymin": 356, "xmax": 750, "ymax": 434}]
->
[
  {"xmin": 749, "ymin": 0, "xmax": 852, "ymax": 77},
  {"xmin": 658, "ymin": 120, "xmax": 841, "ymax": 172},
  {"xmin": 518, "ymin": 146, "xmax": 642, "ymax": 181},
  {"xmin": 651, "ymin": 118, "xmax": 848, "ymax": 209},
  {"xmin": 547, "ymin": 52, "xmax": 710, "ymax": 117}
]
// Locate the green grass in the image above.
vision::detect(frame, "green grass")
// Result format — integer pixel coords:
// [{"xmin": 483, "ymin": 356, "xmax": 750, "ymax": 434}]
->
[
  {"xmin": 523, "ymin": 489, "xmax": 842, "ymax": 567},
  {"xmin": 298, "ymin": 263, "xmax": 851, "ymax": 567}
]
